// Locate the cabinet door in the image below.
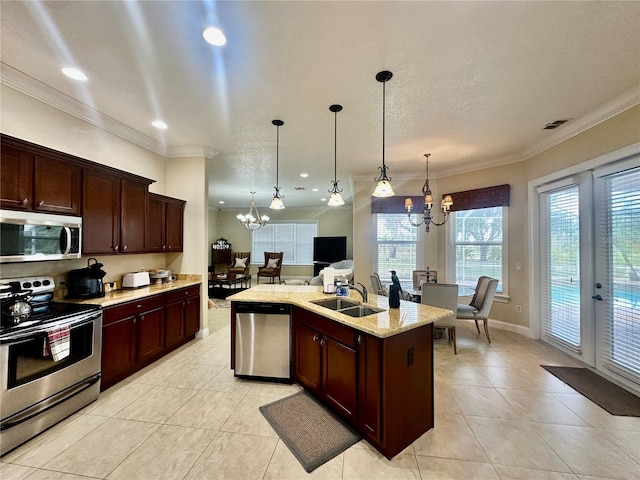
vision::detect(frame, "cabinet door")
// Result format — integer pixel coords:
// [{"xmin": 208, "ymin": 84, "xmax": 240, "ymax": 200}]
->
[
  {"xmin": 33, "ymin": 155, "xmax": 81, "ymax": 215},
  {"xmin": 322, "ymin": 336, "xmax": 357, "ymax": 423},
  {"xmin": 145, "ymin": 194, "xmax": 166, "ymax": 252},
  {"xmin": 0, "ymin": 144, "xmax": 33, "ymax": 210},
  {"xmin": 165, "ymin": 201, "xmax": 184, "ymax": 252},
  {"xmin": 136, "ymin": 306, "xmax": 165, "ymax": 364},
  {"xmin": 165, "ymin": 301, "xmax": 185, "ymax": 350},
  {"xmin": 82, "ymin": 169, "xmax": 121, "ymax": 254},
  {"xmin": 101, "ymin": 316, "xmax": 136, "ymax": 390},
  {"xmin": 357, "ymin": 333, "xmax": 382, "ymax": 443},
  {"xmin": 293, "ymin": 321, "xmax": 322, "ymax": 394},
  {"xmin": 184, "ymin": 295, "xmax": 200, "ymax": 337},
  {"xmin": 120, "ymin": 179, "xmax": 148, "ymax": 253}
]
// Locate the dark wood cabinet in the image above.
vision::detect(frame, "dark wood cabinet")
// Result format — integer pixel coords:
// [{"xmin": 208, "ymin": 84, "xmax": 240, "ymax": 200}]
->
[
  {"xmin": 101, "ymin": 294, "xmax": 166, "ymax": 390},
  {"xmin": 165, "ymin": 285, "xmax": 201, "ymax": 351},
  {"xmin": 0, "ymin": 137, "xmax": 80, "ymax": 214},
  {"xmin": 120, "ymin": 179, "xmax": 148, "ymax": 254},
  {"xmin": 1, "ymin": 143, "xmax": 33, "ymax": 210},
  {"xmin": 146, "ymin": 193, "xmax": 185, "ymax": 253},
  {"xmin": 293, "ymin": 307, "xmax": 358, "ymax": 423},
  {"xmin": 357, "ymin": 333, "xmax": 382, "ymax": 443},
  {"xmin": 82, "ymin": 169, "xmax": 121, "ymax": 254}
]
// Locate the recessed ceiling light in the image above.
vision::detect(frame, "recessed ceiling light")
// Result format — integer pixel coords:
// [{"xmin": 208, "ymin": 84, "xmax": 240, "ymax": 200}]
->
[
  {"xmin": 152, "ymin": 120, "xmax": 168, "ymax": 130},
  {"xmin": 312, "ymin": 188, "xmax": 319, "ymax": 192},
  {"xmin": 218, "ymin": 200, "xmax": 225, "ymax": 204},
  {"xmin": 320, "ymin": 197, "xmax": 327, "ymax": 202},
  {"xmin": 61, "ymin": 67, "xmax": 88, "ymax": 81},
  {"xmin": 300, "ymin": 173, "xmax": 309, "ymax": 178},
  {"xmin": 203, "ymin": 27, "xmax": 226, "ymax": 46}
]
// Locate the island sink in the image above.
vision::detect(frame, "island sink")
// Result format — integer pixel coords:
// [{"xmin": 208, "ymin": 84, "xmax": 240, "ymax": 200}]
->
[{"xmin": 310, "ymin": 297, "xmax": 385, "ymax": 317}]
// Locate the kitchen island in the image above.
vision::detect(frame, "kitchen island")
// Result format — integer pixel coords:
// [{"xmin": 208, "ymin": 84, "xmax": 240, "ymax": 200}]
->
[{"xmin": 228, "ymin": 284, "xmax": 453, "ymax": 460}]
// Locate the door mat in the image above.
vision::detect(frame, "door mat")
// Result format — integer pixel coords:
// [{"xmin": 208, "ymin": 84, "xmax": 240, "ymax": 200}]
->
[
  {"xmin": 541, "ymin": 365, "xmax": 640, "ymax": 417},
  {"xmin": 259, "ymin": 390, "xmax": 361, "ymax": 472}
]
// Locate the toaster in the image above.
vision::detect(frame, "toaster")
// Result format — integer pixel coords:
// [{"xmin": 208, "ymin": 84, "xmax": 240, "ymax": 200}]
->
[{"xmin": 122, "ymin": 272, "xmax": 151, "ymax": 288}]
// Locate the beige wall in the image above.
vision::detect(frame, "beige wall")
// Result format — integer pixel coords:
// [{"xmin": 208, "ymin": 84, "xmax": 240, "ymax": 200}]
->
[
  {"xmin": 211, "ymin": 205, "xmax": 353, "ymax": 279},
  {"xmin": 1, "ymin": 85, "xmax": 209, "ymax": 331}
]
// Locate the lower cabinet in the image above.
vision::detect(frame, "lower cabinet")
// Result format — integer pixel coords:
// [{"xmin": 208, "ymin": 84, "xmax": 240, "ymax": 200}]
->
[
  {"xmin": 101, "ymin": 285, "xmax": 201, "ymax": 391},
  {"xmin": 291, "ymin": 305, "xmax": 434, "ymax": 460},
  {"xmin": 293, "ymin": 307, "xmax": 357, "ymax": 424}
]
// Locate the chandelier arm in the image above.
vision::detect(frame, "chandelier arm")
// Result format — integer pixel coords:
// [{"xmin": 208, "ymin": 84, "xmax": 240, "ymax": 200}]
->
[
  {"xmin": 429, "ymin": 212, "xmax": 451, "ymax": 227},
  {"xmin": 406, "ymin": 213, "xmax": 426, "ymax": 227}
]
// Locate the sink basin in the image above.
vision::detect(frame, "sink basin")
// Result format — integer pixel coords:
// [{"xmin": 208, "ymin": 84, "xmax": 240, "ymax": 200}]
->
[
  {"xmin": 338, "ymin": 305, "xmax": 386, "ymax": 318},
  {"xmin": 310, "ymin": 297, "xmax": 360, "ymax": 310}
]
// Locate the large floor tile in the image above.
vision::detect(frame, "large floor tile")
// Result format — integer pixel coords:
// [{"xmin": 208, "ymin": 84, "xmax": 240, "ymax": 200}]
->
[
  {"xmin": 247, "ymin": 381, "xmax": 303, "ymax": 399},
  {"xmin": 219, "ymin": 394, "xmax": 281, "ymax": 437},
  {"xmin": 553, "ymin": 393, "xmax": 640, "ymax": 431},
  {"xmin": 597, "ymin": 428, "xmax": 640, "ymax": 464},
  {"xmin": 42, "ymin": 418, "xmax": 158, "ymax": 478},
  {"xmin": 437, "ymin": 365, "xmax": 492, "ymax": 387},
  {"xmin": 412, "ymin": 413, "xmax": 488, "ymax": 462},
  {"xmin": 201, "ymin": 366, "xmax": 255, "ymax": 394},
  {"xmin": 497, "ymin": 389, "xmax": 589, "ymax": 426},
  {"xmin": 183, "ymin": 431, "xmax": 277, "ymax": 479},
  {"xmin": 263, "ymin": 439, "xmax": 344, "ymax": 479},
  {"xmin": 465, "ymin": 416, "xmax": 571, "ymax": 472},
  {"xmin": 416, "ymin": 456, "xmax": 500, "ymax": 480},
  {"xmin": 493, "ymin": 465, "xmax": 580, "ymax": 479},
  {"xmin": 166, "ymin": 389, "xmax": 245, "ymax": 430},
  {"xmin": 106, "ymin": 424, "xmax": 215, "ymax": 480},
  {"xmin": 0, "ymin": 462, "xmax": 37, "ymax": 479},
  {"xmin": 13, "ymin": 470, "xmax": 102, "ymax": 480},
  {"xmin": 534, "ymin": 423, "xmax": 640, "ymax": 480},
  {"xmin": 449, "ymin": 385, "xmax": 522, "ymax": 419},
  {"xmin": 342, "ymin": 444, "xmax": 420, "ymax": 479},
  {"xmin": 158, "ymin": 362, "xmax": 222, "ymax": 389},
  {"xmin": 83, "ymin": 381, "xmax": 153, "ymax": 417},
  {"xmin": 1, "ymin": 414, "xmax": 108, "ymax": 468},
  {"xmin": 113, "ymin": 385, "xmax": 197, "ymax": 423}
]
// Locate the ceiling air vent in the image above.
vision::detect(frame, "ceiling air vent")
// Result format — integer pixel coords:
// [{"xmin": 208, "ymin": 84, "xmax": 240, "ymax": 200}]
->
[
  {"xmin": 294, "ymin": 187, "xmax": 306, "ymax": 191},
  {"xmin": 543, "ymin": 119, "xmax": 569, "ymax": 130}
]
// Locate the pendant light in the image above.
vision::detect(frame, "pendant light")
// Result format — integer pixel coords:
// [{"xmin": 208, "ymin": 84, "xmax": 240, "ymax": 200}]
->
[
  {"xmin": 372, "ymin": 70, "xmax": 395, "ymax": 197},
  {"xmin": 269, "ymin": 119, "xmax": 285, "ymax": 210},
  {"xmin": 327, "ymin": 104, "xmax": 345, "ymax": 206}
]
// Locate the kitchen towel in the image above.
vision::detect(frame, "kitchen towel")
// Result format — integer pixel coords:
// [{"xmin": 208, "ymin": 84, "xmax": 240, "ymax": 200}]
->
[{"xmin": 43, "ymin": 325, "xmax": 71, "ymax": 361}]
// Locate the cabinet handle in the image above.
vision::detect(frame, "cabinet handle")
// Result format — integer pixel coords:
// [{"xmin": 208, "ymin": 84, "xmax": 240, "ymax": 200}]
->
[
  {"xmin": 312, "ymin": 334, "xmax": 319, "ymax": 342},
  {"xmin": 168, "ymin": 244, "xmax": 172, "ymax": 250},
  {"xmin": 114, "ymin": 245, "xmax": 119, "ymax": 252},
  {"xmin": 38, "ymin": 200, "xmax": 44, "ymax": 206},
  {"xmin": 357, "ymin": 334, "xmax": 362, "ymax": 344},
  {"xmin": 22, "ymin": 198, "xmax": 29, "ymax": 206},
  {"xmin": 163, "ymin": 245, "xmax": 166, "ymax": 251},
  {"xmin": 123, "ymin": 244, "xmax": 128, "ymax": 251},
  {"xmin": 136, "ymin": 304, "xmax": 142, "ymax": 308},
  {"xmin": 319, "ymin": 338, "xmax": 325, "ymax": 346}
]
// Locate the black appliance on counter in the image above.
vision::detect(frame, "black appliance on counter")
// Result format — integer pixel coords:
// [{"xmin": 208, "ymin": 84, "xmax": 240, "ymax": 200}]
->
[
  {"xmin": 0, "ymin": 275, "xmax": 103, "ymax": 456},
  {"xmin": 66, "ymin": 258, "xmax": 107, "ymax": 299}
]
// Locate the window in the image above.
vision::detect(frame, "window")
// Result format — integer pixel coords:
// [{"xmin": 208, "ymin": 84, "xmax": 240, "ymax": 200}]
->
[
  {"xmin": 448, "ymin": 206, "xmax": 506, "ymax": 294},
  {"xmin": 252, "ymin": 222, "xmax": 317, "ymax": 265},
  {"xmin": 376, "ymin": 214, "xmax": 417, "ymax": 286}
]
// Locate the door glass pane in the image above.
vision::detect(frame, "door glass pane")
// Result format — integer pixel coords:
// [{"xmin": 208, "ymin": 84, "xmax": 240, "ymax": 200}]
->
[
  {"xmin": 541, "ymin": 186, "xmax": 581, "ymax": 348},
  {"xmin": 597, "ymin": 167, "xmax": 640, "ymax": 379}
]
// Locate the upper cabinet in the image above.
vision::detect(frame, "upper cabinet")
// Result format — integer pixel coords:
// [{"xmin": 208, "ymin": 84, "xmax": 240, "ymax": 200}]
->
[
  {"xmin": 2, "ymin": 134, "xmax": 186, "ymax": 257},
  {"xmin": 1, "ymin": 138, "xmax": 81, "ymax": 215},
  {"xmin": 146, "ymin": 193, "xmax": 185, "ymax": 253}
]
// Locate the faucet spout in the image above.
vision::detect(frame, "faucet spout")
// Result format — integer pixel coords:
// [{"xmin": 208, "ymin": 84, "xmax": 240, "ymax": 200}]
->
[{"xmin": 348, "ymin": 282, "xmax": 368, "ymax": 303}]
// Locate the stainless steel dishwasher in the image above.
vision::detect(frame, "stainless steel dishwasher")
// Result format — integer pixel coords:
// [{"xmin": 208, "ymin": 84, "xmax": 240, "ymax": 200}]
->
[{"xmin": 234, "ymin": 302, "xmax": 291, "ymax": 381}]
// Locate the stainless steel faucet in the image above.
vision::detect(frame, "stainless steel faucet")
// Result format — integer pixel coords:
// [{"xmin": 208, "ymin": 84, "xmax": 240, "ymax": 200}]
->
[{"xmin": 348, "ymin": 282, "xmax": 368, "ymax": 303}]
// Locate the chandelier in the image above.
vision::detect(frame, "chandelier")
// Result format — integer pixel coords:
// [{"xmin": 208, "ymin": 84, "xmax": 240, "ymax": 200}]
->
[
  {"xmin": 327, "ymin": 104, "xmax": 345, "ymax": 206},
  {"xmin": 405, "ymin": 154, "xmax": 453, "ymax": 232},
  {"xmin": 237, "ymin": 192, "xmax": 270, "ymax": 231},
  {"xmin": 372, "ymin": 70, "xmax": 395, "ymax": 198},
  {"xmin": 269, "ymin": 119, "xmax": 285, "ymax": 210}
]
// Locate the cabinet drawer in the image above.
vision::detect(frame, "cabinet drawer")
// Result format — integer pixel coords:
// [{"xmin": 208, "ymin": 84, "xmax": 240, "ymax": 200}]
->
[
  {"xmin": 104, "ymin": 295, "xmax": 165, "ymax": 325},
  {"xmin": 166, "ymin": 285, "xmax": 200, "ymax": 304},
  {"xmin": 295, "ymin": 309, "xmax": 356, "ymax": 348}
]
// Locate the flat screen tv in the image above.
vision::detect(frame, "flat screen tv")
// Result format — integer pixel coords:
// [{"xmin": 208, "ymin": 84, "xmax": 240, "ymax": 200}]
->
[{"xmin": 313, "ymin": 236, "xmax": 347, "ymax": 264}]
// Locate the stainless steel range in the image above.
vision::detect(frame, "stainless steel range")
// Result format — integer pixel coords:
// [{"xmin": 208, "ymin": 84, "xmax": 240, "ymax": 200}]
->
[{"xmin": 0, "ymin": 276, "xmax": 102, "ymax": 456}]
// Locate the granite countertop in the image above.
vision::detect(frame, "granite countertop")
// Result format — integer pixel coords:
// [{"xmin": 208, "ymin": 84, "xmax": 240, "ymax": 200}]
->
[
  {"xmin": 57, "ymin": 277, "xmax": 202, "ymax": 308},
  {"xmin": 227, "ymin": 284, "xmax": 453, "ymax": 338}
]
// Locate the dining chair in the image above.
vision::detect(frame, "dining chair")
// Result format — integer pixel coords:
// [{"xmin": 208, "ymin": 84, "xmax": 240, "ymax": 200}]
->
[
  {"xmin": 370, "ymin": 272, "xmax": 388, "ymax": 296},
  {"xmin": 456, "ymin": 276, "xmax": 498, "ymax": 343},
  {"xmin": 228, "ymin": 252, "xmax": 251, "ymax": 275},
  {"xmin": 257, "ymin": 252, "xmax": 283, "ymax": 284},
  {"xmin": 421, "ymin": 283, "xmax": 459, "ymax": 354}
]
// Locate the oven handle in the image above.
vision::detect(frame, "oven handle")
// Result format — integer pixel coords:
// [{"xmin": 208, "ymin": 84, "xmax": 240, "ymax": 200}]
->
[
  {"xmin": 0, "ymin": 311, "xmax": 101, "ymax": 344},
  {"xmin": 0, "ymin": 373, "xmax": 100, "ymax": 431}
]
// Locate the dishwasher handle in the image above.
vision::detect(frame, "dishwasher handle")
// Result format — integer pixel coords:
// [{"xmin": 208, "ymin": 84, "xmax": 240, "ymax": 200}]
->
[{"xmin": 235, "ymin": 302, "xmax": 291, "ymax": 315}]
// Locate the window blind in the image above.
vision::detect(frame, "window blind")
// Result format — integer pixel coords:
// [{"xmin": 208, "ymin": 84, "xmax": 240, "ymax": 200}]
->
[{"xmin": 252, "ymin": 222, "xmax": 317, "ymax": 265}]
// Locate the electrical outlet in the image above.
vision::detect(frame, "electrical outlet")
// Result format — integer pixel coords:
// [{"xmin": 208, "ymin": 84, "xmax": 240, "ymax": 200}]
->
[
  {"xmin": 516, "ymin": 263, "xmax": 522, "ymax": 271},
  {"xmin": 515, "ymin": 305, "xmax": 522, "ymax": 314},
  {"xmin": 139, "ymin": 266, "xmax": 145, "ymax": 272}
]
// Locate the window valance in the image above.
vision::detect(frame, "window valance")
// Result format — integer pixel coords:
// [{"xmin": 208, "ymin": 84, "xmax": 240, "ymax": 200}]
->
[
  {"xmin": 444, "ymin": 184, "xmax": 510, "ymax": 212},
  {"xmin": 371, "ymin": 196, "xmax": 424, "ymax": 214}
]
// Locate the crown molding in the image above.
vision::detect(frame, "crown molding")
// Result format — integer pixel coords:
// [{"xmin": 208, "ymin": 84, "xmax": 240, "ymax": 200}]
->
[{"xmin": 167, "ymin": 145, "xmax": 218, "ymax": 159}]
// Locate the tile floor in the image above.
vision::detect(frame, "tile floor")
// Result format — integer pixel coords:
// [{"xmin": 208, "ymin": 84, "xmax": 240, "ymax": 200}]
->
[{"xmin": 2, "ymin": 305, "xmax": 640, "ymax": 480}]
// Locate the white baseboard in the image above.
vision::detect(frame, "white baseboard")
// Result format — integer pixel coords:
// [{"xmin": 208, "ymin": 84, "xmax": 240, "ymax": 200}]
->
[
  {"xmin": 196, "ymin": 327, "xmax": 209, "ymax": 339},
  {"xmin": 459, "ymin": 318, "xmax": 533, "ymax": 338}
]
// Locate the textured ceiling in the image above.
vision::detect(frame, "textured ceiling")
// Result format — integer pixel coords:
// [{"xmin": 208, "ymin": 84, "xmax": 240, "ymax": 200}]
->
[{"xmin": 1, "ymin": 1, "xmax": 639, "ymax": 208}]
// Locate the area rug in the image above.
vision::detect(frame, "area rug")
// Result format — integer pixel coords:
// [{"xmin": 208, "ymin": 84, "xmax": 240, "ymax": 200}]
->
[
  {"xmin": 259, "ymin": 390, "xmax": 361, "ymax": 472},
  {"xmin": 541, "ymin": 365, "xmax": 640, "ymax": 416}
]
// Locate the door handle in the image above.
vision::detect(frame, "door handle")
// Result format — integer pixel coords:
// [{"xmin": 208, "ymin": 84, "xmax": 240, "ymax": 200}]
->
[{"xmin": 592, "ymin": 295, "xmax": 603, "ymax": 301}]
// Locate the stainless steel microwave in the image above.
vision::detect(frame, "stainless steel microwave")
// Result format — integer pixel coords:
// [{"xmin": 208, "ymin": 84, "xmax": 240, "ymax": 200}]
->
[{"xmin": 0, "ymin": 210, "xmax": 82, "ymax": 263}]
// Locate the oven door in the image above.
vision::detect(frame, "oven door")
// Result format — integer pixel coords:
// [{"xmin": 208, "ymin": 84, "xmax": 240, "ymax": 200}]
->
[{"xmin": 0, "ymin": 310, "xmax": 102, "ymax": 423}]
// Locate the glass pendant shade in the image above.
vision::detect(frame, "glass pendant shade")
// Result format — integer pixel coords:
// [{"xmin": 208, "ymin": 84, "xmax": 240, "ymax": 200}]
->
[
  {"xmin": 373, "ymin": 179, "xmax": 395, "ymax": 197},
  {"xmin": 328, "ymin": 191, "xmax": 345, "ymax": 206},
  {"xmin": 269, "ymin": 195, "xmax": 285, "ymax": 210}
]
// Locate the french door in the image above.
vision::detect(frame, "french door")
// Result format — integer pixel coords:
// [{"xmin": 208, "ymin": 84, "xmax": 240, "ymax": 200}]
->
[{"xmin": 538, "ymin": 155, "xmax": 640, "ymax": 391}]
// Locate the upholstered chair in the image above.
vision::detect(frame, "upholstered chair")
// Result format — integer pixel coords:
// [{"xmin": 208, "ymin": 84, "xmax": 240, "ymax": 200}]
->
[
  {"xmin": 257, "ymin": 252, "xmax": 283, "ymax": 284},
  {"xmin": 422, "ymin": 283, "xmax": 459, "ymax": 354},
  {"xmin": 228, "ymin": 252, "xmax": 251, "ymax": 275},
  {"xmin": 456, "ymin": 276, "xmax": 498, "ymax": 343}
]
